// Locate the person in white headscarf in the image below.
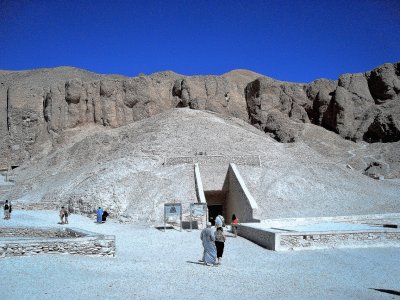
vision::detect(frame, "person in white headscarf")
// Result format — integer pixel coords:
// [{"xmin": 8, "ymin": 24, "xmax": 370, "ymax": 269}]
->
[
  {"xmin": 215, "ymin": 214, "xmax": 224, "ymax": 228},
  {"xmin": 199, "ymin": 222, "xmax": 218, "ymax": 266}
]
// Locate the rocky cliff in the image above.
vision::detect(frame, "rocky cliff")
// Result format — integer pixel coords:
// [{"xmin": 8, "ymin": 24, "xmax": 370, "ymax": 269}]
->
[
  {"xmin": 246, "ymin": 62, "xmax": 400, "ymax": 143},
  {"xmin": 0, "ymin": 67, "xmax": 260, "ymax": 168},
  {"xmin": 1, "ymin": 63, "xmax": 399, "ymax": 169}
]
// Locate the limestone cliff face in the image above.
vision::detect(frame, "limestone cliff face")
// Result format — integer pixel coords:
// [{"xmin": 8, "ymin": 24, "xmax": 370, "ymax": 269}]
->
[
  {"xmin": 1, "ymin": 63, "xmax": 399, "ymax": 168},
  {"xmin": 245, "ymin": 77, "xmax": 314, "ymax": 142},
  {"xmin": 326, "ymin": 63, "xmax": 400, "ymax": 143},
  {"xmin": 0, "ymin": 68, "xmax": 260, "ymax": 168},
  {"xmin": 245, "ymin": 62, "xmax": 400, "ymax": 143}
]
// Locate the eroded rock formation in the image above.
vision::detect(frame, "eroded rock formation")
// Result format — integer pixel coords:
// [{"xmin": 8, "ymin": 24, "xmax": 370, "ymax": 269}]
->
[
  {"xmin": 245, "ymin": 62, "xmax": 400, "ymax": 143},
  {"xmin": 0, "ymin": 68, "xmax": 261, "ymax": 168},
  {"xmin": 1, "ymin": 63, "xmax": 399, "ymax": 169}
]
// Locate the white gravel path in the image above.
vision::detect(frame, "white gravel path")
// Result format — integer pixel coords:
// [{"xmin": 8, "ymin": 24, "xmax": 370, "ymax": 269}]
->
[{"xmin": 1, "ymin": 210, "xmax": 399, "ymax": 299}]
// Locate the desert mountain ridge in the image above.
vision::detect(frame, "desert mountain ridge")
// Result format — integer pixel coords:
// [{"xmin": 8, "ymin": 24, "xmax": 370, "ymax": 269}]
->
[
  {"xmin": 1, "ymin": 61, "xmax": 399, "ymax": 172},
  {"xmin": 0, "ymin": 62, "xmax": 399, "ymax": 224}
]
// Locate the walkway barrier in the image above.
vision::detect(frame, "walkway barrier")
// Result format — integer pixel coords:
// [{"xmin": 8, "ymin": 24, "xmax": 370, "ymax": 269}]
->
[{"xmin": 164, "ymin": 155, "xmax": 261, "ymax": 166}]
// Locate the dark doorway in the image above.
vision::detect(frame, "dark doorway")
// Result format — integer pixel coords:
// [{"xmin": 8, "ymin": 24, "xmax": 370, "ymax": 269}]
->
[{"xmin": 208, "ymin": 205, "xmax": 223, "ymax": 225}]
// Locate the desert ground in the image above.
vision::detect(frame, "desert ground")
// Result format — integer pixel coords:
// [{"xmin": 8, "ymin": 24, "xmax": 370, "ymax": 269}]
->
[
  {"xmin": 1, "ymin": 64, "xmax": 399, "ymax": 299},
  {"xmin": 1, "ymin": 209, "xmax": 399, "ymax": 300}
]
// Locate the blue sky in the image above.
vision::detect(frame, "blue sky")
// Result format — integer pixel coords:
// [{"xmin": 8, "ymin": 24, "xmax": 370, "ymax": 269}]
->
[{"xmin": 0, "ymin": 0, "xmax": 399, "ymax": 82}]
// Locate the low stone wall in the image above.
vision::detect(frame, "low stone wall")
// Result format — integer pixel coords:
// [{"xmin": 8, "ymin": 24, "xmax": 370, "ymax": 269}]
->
[
  {"xmin": 0, "ymin": 227, "xmax": 81, "ymax": 238},
  {"xmin": 236, "ymin": 225, "xmax": 276, "ymax": 249},
  {"xmin": 164, "ymin": 155, "xmax": 261, "ymax": 166},
  {"xmin": 13, "ymin": 203, "xmax": 60, "ymax": 211},
  {"xmin": 277, "ymin": 230, "xmax": 400, "ymax": 251},
  {"xmin": 238, "ymin": 224, "xmax": 400, "ymax": 251},
  {"xmin": 0, "ymin": 227, "xmax": 115, "ymax": 258},
  {"xmin": 12, "ymin": 203, "xmax": 102, "ymax": 219}
]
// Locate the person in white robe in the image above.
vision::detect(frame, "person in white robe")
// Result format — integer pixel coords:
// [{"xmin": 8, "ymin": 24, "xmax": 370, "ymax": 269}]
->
[{"xmin": 200, "ymin": 222, "xmax": 217, "ymax": 266}]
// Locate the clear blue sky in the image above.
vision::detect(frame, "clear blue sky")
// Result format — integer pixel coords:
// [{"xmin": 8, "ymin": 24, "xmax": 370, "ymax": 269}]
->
[{"xmin": 0, "ymin": 0, "xmax": 399, "ymax": 82}]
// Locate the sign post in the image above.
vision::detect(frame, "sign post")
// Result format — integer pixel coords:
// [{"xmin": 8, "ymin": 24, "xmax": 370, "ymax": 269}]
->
[{"xmin": 164, "ymin": 203, "xmax": 182, "ymax": 232}]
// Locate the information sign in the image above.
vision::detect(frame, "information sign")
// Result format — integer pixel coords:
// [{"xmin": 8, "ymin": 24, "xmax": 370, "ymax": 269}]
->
[
  {"xmin": 189, "ymin": 203, "xmax": 207, "ymax": 230},
  {"xmin": 164, "ymin": 203, "xmax": 182, "ymax": 231}
]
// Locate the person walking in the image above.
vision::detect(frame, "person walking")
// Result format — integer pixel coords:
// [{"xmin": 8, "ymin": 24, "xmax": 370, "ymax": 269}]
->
[
  {"xmin": 200, "ymin": 222, "xmax": 218, "ymax": 266},
  {"xmin": 97, "ymin": 207, "xmax": 103, "ymax": 224},
  {"xmin": 231, "ymin": 214, "xmax": 239, "ymax": 237},
  {"xmin": 3, "ymin": 200, "xmax": 11, "ymax": 220},
  {"xmin": 59, "ymin": 207, "xmax": 65, "ymax": 224},
  {"xmin": 63, "ymin": 207, "xmax": 69, "ymax": 224},
  {"xmin": 215, "ymin": 214, "xmax": 224, "ymax": 228},
  {"xmin": 214, "ymin": 226, "xmax": 226, "ymax": 264}
]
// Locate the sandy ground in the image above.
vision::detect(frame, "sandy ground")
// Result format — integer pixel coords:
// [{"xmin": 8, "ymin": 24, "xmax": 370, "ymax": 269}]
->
[{"xmin": 1, "ymin": 210, "xmax": 399, "ymax": 300}]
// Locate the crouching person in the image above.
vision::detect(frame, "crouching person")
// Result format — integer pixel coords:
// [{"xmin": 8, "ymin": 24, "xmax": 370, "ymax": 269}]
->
[{"xmin": 4, "ymin": 200, "xmax": 11, "ymax": 220}]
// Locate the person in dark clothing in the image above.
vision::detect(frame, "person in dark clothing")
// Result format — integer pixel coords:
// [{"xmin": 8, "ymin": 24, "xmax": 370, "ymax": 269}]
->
[
  {"xmin": 102, "ymin": 210, "xmax": 109, "ymax": 222},
  {"xmin": 214, "ymin": 226, "xmax": 226, "ymax": 264},
  {"xmin": 4, "ymin": 200, "xmax": 11, "ymax": 220}
]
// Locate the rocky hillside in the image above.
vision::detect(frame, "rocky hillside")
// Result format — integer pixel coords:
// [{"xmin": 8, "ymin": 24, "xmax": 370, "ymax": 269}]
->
[
  {"xmin": 246, "ymin": 62, "xmax": 400, "ymax": 143},
  {"xmin": 0, "ymin": 67, "xmax": 260, "ymax": 168},
  {"xmin": 2, "ymin": 109, "xmax": 399, "ymax": 223},
  {"xmin": 1, "ymin": 62, "xmax": 399, "ymax": 178}
]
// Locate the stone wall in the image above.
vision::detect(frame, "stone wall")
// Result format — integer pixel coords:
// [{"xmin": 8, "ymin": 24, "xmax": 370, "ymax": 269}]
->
[
  {"xmin": 0, "ymin": 227, "xmax": 80, "ymax": 238},
  {"xmin": 164, "ymin": 155, "xmax": 261, "ymax": 166},
  {"xmin": 235, "ymin": 224, "xmax": 276, "ymax": 249},
  {"xmin": 13, "ymin": 203, "xmax": 63, "ymax": 211},
  {"xmin": 13, "ymin": 203, "xmax": 102, "ymax": 217},
  {"xmin": 238, "ymin": 223, "xmax": 400, "ymax": 251},
  {"xmin": 0, "ymin": 227, "xmax": 115, "ymax": 257},
  {"xmin": 277, "ymin": 230, "xmax": 400, "ymax": 251}
]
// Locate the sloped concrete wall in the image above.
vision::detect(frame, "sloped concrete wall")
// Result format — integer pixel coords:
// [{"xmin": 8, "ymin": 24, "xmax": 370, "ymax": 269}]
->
[
  {"xmin": 225, "ymin": 163, "xmax": 259, "ymax": 223},
  {"xmin": 194, "ymin": 163, "xmax": 206, "ymax": 203}
]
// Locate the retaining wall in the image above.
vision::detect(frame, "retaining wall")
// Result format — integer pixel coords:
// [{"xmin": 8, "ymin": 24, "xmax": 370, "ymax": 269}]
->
[
  {"xmin": 277, "ymin": 230, "xmax": 400, "ymax": 251},
  {"xmin": 238, "ymin": 224, "xmax": 400, "ymax": 251},
  {"xmin": 225, "ymin": 164, "xmax": 259, "ymax": 223},
  {"xmin": 0, "ymin": 227, "xmax": 115, "ymax": 257},
  {"xmin": 164, "ymin": 155, "xmax": 261, "ymax": 166}
]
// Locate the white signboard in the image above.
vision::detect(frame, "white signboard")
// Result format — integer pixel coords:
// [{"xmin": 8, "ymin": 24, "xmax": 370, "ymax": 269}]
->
[
  {"xmin": 190, "ymin": 203, "xmax": 206, "ymax": 217},
  {"xmin": 189, "ymin": 203, "xmax": 207, "ymax": 230},
  {"xmin": 164, "ymin": 203, "xmax": 182, "ymax": 231},
  {"xmin": 165, "ymin": 203, "xmax": 181, "ymax": 217}
]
